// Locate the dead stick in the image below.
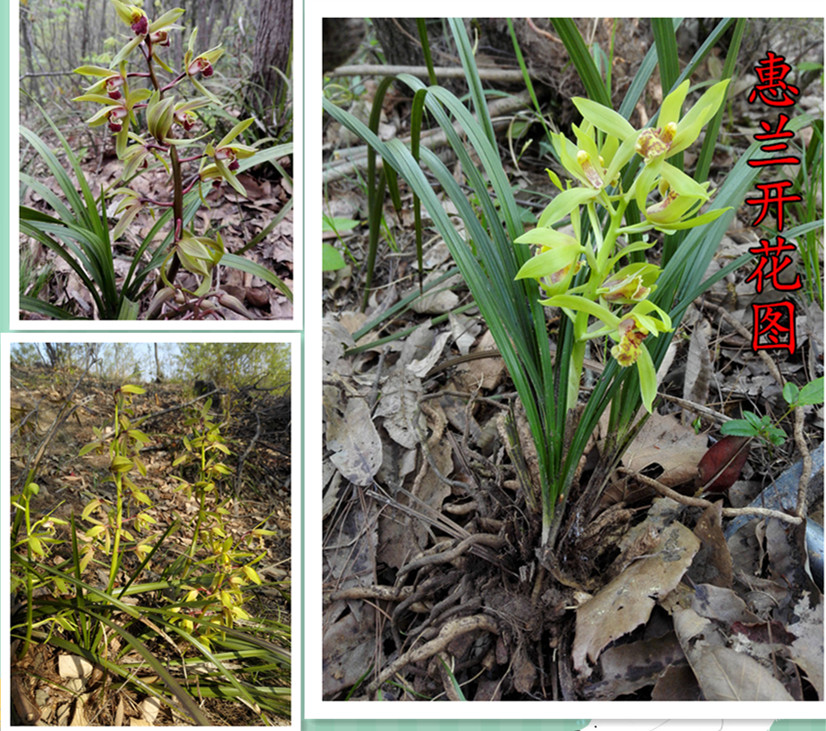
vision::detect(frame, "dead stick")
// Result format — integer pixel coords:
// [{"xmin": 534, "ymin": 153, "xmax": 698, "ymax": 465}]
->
[
  {"xmin": 329, "ymin": 64, "xmax": 527, "ymax": 83},
  {"xmin": 324, "ymin": 91, "xmax": 534, "ymax": 184},
  {"xmin": 620, "ymin": 467, "xmax": 803, "ymax": 525}
]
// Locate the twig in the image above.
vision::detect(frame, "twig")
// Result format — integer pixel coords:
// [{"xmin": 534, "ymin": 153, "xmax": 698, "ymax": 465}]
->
[
  {"xmin": 526, "ymin": 18, "xmax": 563, "ymax": 44},
  {"xmin": 135, "ymin": 389, "xmax": 220, "ymax": 427},
  {"xmin": 619, "ymin": 467, "xmax": 803, "ymax": 525},
  {"xmin": 657, "ymin": 392, "xmax": 733, "ymax": 424},
  {"xmin": 328, "ymin": 64, "xmax": 526, "ymax": 83},
  {"xmin": 364, "ymin": 614, "xmax": 498, "ymax": 696},
  {"xmin": 704, "ymin": 301, "xmax": 813, "ymax": 518},
  {"xmin": 19, "ymin": 70, "xmax": 77, "ymax": 80}
]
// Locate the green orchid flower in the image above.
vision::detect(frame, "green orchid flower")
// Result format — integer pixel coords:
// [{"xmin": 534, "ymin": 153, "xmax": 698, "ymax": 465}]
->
[
  {"xmin": 111, "ymin": 0, "xmax": 149, "ymax": 35},
  {"xmin": 199, "ymin": 118, "xmax": 257, "ymax": 196},
  {"xmin": 183, "ymin": 28, "xmax": 224, "ymax": 103},
  {"xmin": 542, "ymin": 294, "xmax": 672, "ymax": 412},
  {"xmin": 514, "ymin": 226, "xmax": 586, "ymax": 297},
  {"xmin": 597, "ymin": 262, "xmax": 661, "ymax": 304}
]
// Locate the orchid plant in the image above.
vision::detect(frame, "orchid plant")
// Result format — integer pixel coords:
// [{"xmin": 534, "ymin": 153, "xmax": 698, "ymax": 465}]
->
[
  {"xmin": 515, "ymin": 79, "xmax": 730, "ymax": 413},
  {"xmin": 73, "ymin": 1, "xmax": 262, "ymax": 316}
]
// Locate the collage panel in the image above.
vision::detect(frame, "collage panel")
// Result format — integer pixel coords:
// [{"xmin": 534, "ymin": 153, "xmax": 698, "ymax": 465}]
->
[
  {"xmin": 14, "ymin": 0, "xmax": 298, "ymax": 328},
  {"xmin": 312, "ymin": 11, "xmax": 825, "ymax": 722},
  {"xmin": 2, "ymin": 334, "xmax": 299, "ymax": 726}
]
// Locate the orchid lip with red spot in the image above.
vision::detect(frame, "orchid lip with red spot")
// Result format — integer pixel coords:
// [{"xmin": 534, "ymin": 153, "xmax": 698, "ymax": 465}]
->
[{"xmin": 131, "ymin": 13, "xmax": 149, "ymax": 36}]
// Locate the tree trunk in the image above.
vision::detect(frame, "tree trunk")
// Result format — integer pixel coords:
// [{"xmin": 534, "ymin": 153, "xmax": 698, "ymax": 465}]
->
[
  {"xmin": 154, "ymin": 343, "xmax": 163, "ymax": 382},
  {"xmin": 20, "ymin": 6, "xmax": 41, "ymax": 106},
  {"xmin": 372, "ymin": 18, "xmax": 425, "ymax": 68},
  {"xmin": 244, "ymin": 0, "xmax": 292, "ymax": 129}
]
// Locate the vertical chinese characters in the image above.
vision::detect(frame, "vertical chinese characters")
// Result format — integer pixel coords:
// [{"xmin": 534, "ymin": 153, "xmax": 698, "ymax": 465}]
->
[{"xmin": 744, "ymin": 50, "xmax": 805, "ymax": 353}]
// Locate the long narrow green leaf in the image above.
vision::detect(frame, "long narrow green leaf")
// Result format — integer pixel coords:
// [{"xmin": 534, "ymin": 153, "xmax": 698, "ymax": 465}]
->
[
  {"xmin": 19, "ymin": 295, "xmax": 75, "ymax": 319},
  {"xmin": 652, "ymin": 18, "xmax": 681, "ymax": 96},
  {"xmin": 222, "ymin": 253, "xmax": 293, "ymax": 300},
  {"xmin": 693, "ymin": 19, "xmax": 745, "ymax": 184},
  {"xmin": 449, "ymin": 19, "xmax": 496, "ymax": 146},
  {"xmin": 417, "ymin": 19, "xmax": 438, "ymax": 86},
  {"xmin": 507, "ymin": 19, "xmax": 553, "ymax": 146},
  {"xmin": 552, "ymin": 19, "xmax": 611, "ymax": 106}
]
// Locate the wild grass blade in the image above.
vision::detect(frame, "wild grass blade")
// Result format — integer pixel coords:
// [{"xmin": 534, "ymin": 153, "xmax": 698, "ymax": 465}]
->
[
  {"xmin": 18, "ymin": 296, "xmax": 74, "ymax": 319},
  {"xmin": 417, "ymin": 19, "xmax": 438, "ymax": 86},
  {"xmin": 235, "ymin": 198, "xmax": 293, "ymax": 255},
  {"xmin": 507, "ymin": 19, "xmax": 553, "ymax": 146},
  {"xmin": 652, "ymin": 18, "xmax": 681, "ymax": 95}
]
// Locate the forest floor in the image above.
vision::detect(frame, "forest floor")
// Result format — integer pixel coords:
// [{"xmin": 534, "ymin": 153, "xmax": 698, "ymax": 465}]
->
[
  {"xmin": 10, "ymin": 364, "xmax": 292, "ymax": 725},
  {"xmin": 321, "ymin": 19, "xmax": 825, "ymax": 702}
]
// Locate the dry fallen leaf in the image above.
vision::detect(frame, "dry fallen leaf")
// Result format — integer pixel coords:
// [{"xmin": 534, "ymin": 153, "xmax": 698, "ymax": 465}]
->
[
  {"xmin": 615, "ymin": 412, "xmax": 708, "ymax": 488},
  {"xmin": 788, "ymin": 592, "xmax": 824, "ymax": 699},
  {"xmin": 324, "ymin": 391, "xmax": 382, "ymax": 486},
  {"xmin": 573, "ymin": 521, "xmax": 700, "ymax": 676},
  {"xmin": 697, "ymin": 435, "xmax": 751, "ymax": 493},
  {"xmin": 672, "ymin": 605, "xmax": 795, "ymax": 700}
]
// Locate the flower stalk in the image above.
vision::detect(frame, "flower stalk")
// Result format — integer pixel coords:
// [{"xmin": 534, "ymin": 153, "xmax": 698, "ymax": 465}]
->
[{"xmin": 74, "ymin": 0, "xmax": 255, "ymax": 308}]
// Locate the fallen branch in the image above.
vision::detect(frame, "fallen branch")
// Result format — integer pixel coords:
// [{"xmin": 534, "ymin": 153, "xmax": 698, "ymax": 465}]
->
[
  {"xmin": 619, "ymin": 467, "xmax": 804, "ymax": 526},
  {"xmin": 328, "ymin": 64, "xmax": 527, "ymax": 83}
]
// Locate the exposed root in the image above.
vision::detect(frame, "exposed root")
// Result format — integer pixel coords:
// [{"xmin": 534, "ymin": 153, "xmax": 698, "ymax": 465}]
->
[
  {"xmin": 364, "ymin": 614, "xmax": 499, "ymax": 696},
  {"xmin": 397, "ymin": 533, "xmax": 507, "ymax": 581}
]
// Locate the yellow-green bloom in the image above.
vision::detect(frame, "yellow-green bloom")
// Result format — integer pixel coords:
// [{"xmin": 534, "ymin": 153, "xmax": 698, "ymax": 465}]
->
[
  {"xmin": 514, "ymin": 227, "xmax": 586, "ymax": 297},
  {"xmin": 637, "ymin": 78, "xmax": 731, "ymax": 164},
  {"xmin": 111, "ymin": 0, "xmax": 148, "ymax": 35},
  {"xmin": 598, "ymin": 262, "xmax": 660, "ymax": 304},
  {"xmin": 199, "ymin": 118, "xmax": 257, "ymax": 196}
]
